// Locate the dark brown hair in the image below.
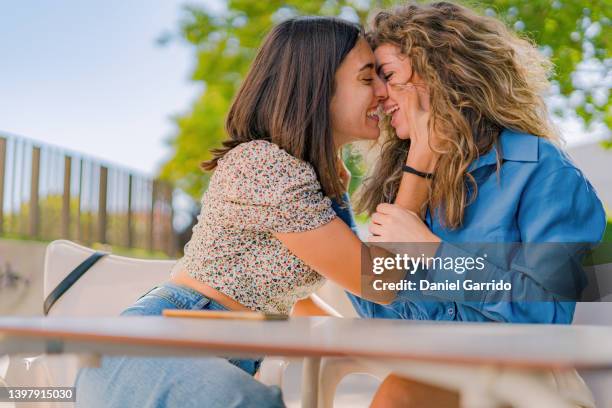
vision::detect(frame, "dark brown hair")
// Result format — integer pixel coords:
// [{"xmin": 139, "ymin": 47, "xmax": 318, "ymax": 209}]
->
[{"xmin": 202, "ymin": 16, "xmax": 363, "ymax": 200}]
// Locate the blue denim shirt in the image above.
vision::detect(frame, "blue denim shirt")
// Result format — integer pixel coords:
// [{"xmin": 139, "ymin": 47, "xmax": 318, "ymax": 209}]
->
[{"xmin": 335, "ymin": 129, "xmax": 606, "ymax": 324}]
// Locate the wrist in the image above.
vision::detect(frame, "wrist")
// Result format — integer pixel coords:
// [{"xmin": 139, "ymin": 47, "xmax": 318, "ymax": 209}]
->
[
  {"xmin": 405, "ymin": 149, "xmax": 437, "ymax": 173},
  {"xmin": 402, "ymin": 165, "xmax": 433, "ymax": 180}
]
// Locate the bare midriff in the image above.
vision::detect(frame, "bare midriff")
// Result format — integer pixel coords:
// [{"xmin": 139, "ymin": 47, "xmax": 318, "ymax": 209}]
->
[{"xmin": 169, "ymin": 268, "xmax": 251, "ymax": 312}]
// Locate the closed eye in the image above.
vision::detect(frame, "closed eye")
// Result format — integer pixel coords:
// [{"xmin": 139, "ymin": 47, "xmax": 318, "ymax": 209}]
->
[{"xmin": 382, "ymin": 72, "xmax": 394, "ymax": 81}]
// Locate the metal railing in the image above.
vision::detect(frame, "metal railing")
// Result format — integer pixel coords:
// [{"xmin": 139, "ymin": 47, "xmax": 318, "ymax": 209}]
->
[{"xmin": 0, "ymin": 133, "xmax": 177, "ymax": 256}]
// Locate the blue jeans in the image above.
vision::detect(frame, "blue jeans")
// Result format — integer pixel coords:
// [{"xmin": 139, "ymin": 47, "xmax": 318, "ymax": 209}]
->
[{"xmin": 75, "ymin": 282, "xmax": 285, "ymax": 408}]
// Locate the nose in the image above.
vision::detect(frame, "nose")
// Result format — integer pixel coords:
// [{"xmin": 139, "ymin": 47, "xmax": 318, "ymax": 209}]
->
[{"xmin": 373, "ymin": 74, "xmax": 388, "ymax": 102}]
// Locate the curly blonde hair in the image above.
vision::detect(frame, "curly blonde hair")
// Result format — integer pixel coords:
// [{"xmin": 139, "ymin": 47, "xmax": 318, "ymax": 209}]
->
[{"xmin": 356, "ymin": 1, "xmax": 558, "ymax": 228}]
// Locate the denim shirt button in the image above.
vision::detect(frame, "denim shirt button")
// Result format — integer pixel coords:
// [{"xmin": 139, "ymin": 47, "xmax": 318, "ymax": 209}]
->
[{"xmin": 447, "ymin": 307, "xmax": 455, "ymax": 315}]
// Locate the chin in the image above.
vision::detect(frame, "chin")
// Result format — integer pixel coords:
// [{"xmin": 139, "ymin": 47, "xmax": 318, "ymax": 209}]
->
[
  {"xmin": 394, "ymin": 129, "xmax": 411, "ymax": 140},
  {"xmin": 391, "ymin": 121, "xmax": 412, "ymax": 140}
]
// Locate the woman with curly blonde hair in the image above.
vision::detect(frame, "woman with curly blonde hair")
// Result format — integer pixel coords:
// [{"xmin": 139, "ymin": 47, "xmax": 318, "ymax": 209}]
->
[
  {"xmin": 343, "ymin": 2, "xmax": 606, "ymax": 406},
  {"xmin": 359, "ymin": 1, "xmax": 558, "ymax": 223}
]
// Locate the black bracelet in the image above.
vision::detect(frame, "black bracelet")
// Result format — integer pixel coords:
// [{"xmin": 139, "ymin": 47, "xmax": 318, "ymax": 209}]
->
[{"xmin": 402, "ymin": 165, "xmax": 434, "ymax": 179}]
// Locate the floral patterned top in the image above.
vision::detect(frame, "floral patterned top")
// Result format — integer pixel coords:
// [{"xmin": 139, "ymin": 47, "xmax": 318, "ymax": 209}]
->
[{"xmin": 181, "ymin": 140, "xmax": 337, "ymax": 314}]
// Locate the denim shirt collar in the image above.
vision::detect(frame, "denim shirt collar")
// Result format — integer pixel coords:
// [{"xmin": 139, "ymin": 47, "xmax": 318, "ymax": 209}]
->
[{"xmin": 468, "ymin": 128, "xmax": 539, "ymax": 172}]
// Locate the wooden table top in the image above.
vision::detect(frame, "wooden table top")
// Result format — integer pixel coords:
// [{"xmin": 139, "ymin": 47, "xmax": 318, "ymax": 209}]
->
[{"xmin": 1, "ymin": 316, "xmax": 612, "ymax": 370}]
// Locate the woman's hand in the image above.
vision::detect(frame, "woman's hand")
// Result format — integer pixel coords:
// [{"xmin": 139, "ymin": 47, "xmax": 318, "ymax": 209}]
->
[
  {"xmin": 368, "ymin": 203, "xmax": 440, "ymax": 243},
  {"xmin": 396, "ymin": 78, "xmax": 438, "ymax": 173}
]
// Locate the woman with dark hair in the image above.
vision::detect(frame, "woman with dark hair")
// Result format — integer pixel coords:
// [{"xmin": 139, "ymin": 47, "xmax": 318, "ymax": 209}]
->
[{"xmin": 76, "ymin": 16, "xmax": 429, "ymax": 408}]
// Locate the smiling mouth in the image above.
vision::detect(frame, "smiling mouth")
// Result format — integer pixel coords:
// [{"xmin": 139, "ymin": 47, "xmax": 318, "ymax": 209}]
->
[
  {"xmin": 385, "ymin": 105, "xmax": 399, "ymax": 115},
  {"xmin": 367, "ymin": 108, "xmax": 380, "ymax": 121}
]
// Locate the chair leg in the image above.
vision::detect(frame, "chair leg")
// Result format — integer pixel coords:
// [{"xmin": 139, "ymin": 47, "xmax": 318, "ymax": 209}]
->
[
  {"xmin": 257, "ymin": 357, "xmax": 289, "ymax": 388},
  {"xmin": 302, "ymin": 357, "xmax": 321, "ymax": 408},
  {"xmin": 318, "ymin": 357, "xmax": 389, "ymax": 408},
  {"xmin": 0, "ymin": 355, "xmax": 9, "ymax": 379}
]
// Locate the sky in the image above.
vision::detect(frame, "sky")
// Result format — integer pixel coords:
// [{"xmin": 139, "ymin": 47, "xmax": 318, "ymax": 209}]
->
[
  {"xmin": 0, "ymin": 0, "xmax": 223, "ymax": 176},
  {"xmin": 0, "ymin": 1, "xmax": 608, "ymax": 179}
]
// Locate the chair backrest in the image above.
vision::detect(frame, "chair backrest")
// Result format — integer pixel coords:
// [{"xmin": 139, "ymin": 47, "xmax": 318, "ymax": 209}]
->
[
  {"xmin": 313, "ymin": 281, "xmax": 358, "ymax": 318},
  {"xmin": 44, "ymin": 240, "xmax": 179, "ymax": 316},
  {"xmin": 27, "ymin": 240, "xmax": 179, "ymax": 393}
]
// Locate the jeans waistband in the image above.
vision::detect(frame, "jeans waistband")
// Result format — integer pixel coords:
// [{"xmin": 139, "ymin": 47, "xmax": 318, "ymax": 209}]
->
[{"xmin": 145, "ymin": 281, "xmax": 229, "ymax": 311}]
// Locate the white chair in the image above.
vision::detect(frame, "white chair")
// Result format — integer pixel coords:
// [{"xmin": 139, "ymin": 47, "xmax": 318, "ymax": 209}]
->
[
  {"xmin": 4, "ymin": 240, "xmax": 179, "ymax": 407},
  {"xmin": 5, "ymin": 240, "xmax": 290, "ymax": 407},
  {"xmin": 43, "ymin": 240, "xmax": 179, "ymax": 318}
]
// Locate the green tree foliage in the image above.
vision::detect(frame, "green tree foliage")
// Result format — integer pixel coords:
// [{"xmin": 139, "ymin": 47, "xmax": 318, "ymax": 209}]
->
[{"xmin": 160, "ymin": 0, "xmax": 610, "ymax": 199}]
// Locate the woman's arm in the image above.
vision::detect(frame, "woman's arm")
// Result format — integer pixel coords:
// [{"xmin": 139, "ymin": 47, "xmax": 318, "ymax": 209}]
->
[
  {"xmin": 392, "ymin": 81, "xmax": 437, "ymax": 218},
  {"xmin": 276, "ymin": 205, "xmax": 440, "ymax": 305},
  {"xmin": 394, "ymin": 165, "xmax": 431, "ymax": 217},
  {"xmin": 279, "ymin": 127, "xmax": 438, "ymax": 305},
  {"xmin": 275, "ymin": 218, "xmax": 409, "ymax": 305}
]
